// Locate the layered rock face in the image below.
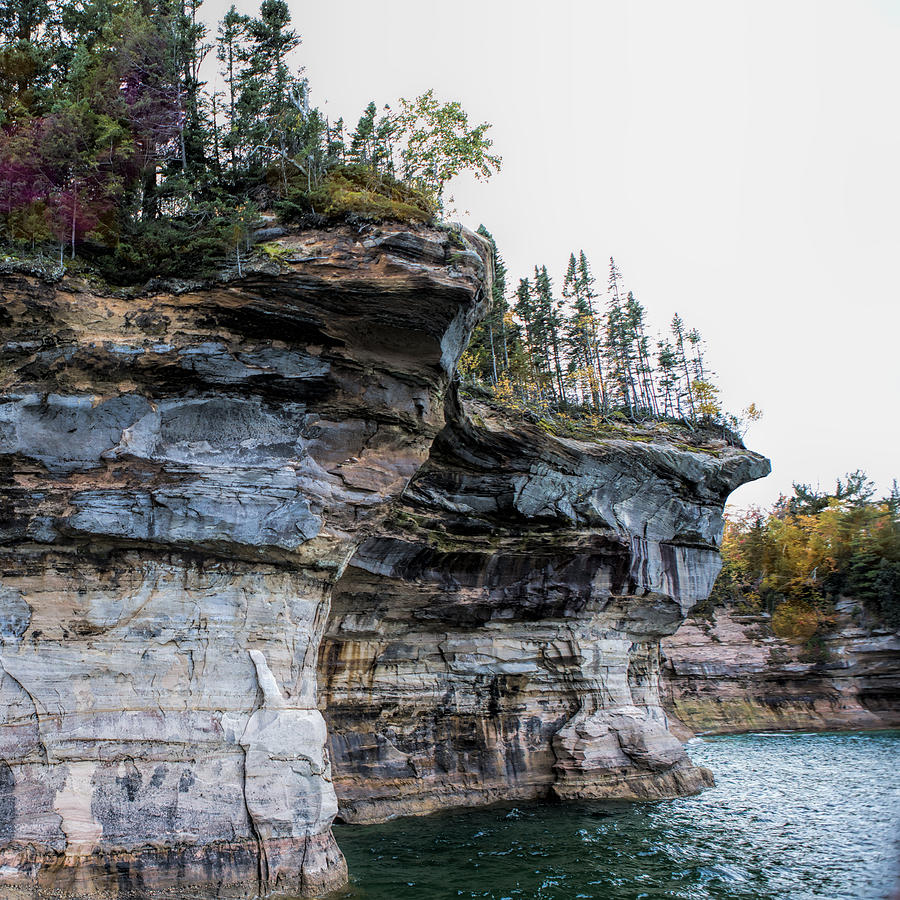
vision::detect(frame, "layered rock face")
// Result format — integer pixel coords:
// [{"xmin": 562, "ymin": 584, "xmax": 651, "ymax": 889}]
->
[
  {"xmin": 662, "ymin": 604, "xmax": 900, "ymax": 735},
  {"xmin": 0, "ymin": 223, "xmax": 490, "ymax": 897},
  {"xmin": 320, "ymin": 397, "xmax": 769, "ymax": 823}
]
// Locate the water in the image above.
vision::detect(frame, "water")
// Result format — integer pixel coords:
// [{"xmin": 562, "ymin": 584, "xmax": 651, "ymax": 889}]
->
[{"xmin": 333, "ymin": 731, "xmax": 900, "ymax": 900}]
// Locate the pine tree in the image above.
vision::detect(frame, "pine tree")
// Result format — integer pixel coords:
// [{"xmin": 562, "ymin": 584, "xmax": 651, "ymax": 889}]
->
[
  {"xmin": 562, "ymin": 252, "xmax": 602, "ymax": 409},
  {"xmin": 326, "ymin": 116, "xmax": 345, "ymax": 163},
  {"xmin": 350, "ymin": 101, "xmax": 377, "ymax": 167},
  {"xmin": 533, "ymin": 265, "xmax": 565, "ymax": 402},
  {"xmin": 166, "ymin": 0, "xmax": 211, "ymax": 174},
  {"xmin": 625, "ymin": 292, "xmax": 658, "ymax": 416},
  {"xmin": 0, "ymin": 0, "xmax": 51, "ymax": 116},
  {"xmin": 514, "ymin": 276, "xmax": 552, "ymax": 401},
  {"xmin": 458, "ymin": 225, "xmax": 513, "ymax": 386},
  {"xmin": 374, "ymin": 104, "xmax": 395, "ymax": 174},
  {"xmin": 687, "ymin": 327, "xmax": 705, "ymax": 381},
  {"xmin": 233, "ymin": 0, "xmax": 303, "ymax": 176},
  {"xmin": 656, "ymin": 339, "xmax": 679, "ymax": 417},
  {"xmin": 477, "ymin": 224, "xmax": 509, "ymax": 381},
  {"xmin": 605, "ymin": 257, "xmax": 639, "ymax": 412},
  {"xmin": 216, "ymin": 4, "xmax": 251, "ymax": 172},
  {"xmin": 577, "ymin": 250, "xmax": 606, "ymax": 409},
  {"xmin": 671, "ymin": 313, "xmax": 696, "ymax": 419}
]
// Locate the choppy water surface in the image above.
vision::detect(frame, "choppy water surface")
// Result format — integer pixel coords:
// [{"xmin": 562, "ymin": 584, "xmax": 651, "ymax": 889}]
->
[{"xmin": 333, "ymin": 731, "xmax": 900, "ymax": 900}]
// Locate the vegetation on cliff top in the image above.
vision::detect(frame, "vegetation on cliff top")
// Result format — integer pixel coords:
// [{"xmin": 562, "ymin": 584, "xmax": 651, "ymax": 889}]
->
[
  {"xmin": 0, "ymin": 0, "xmax": 499, "ymax": 279},
  {"xmin": 1, "ymin": 0, "xmax": 755, "ymax": 440},
  {"xmin": 460, "ymin": 227, "xmax": 760, "ymax": 438},
  {"xmin": 705, "ymin": 472, "xmax": 900, "ymax": 648}
]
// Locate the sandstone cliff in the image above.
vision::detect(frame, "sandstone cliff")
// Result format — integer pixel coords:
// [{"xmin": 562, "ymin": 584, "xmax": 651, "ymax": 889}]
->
[
  {"xmin": 320, "ymin": 393, "xmax": 769, "ymax": 823},
  {"xmin": 662, "ymin": 604, "xmax": 900, "ymax": 735},
  {"xmin": 0, "ymin": 223, "xmax": 489, "ymax": 898},
  {"xmin": 0, "ymin": 223, "xmax": 767, "ymax": 899}
]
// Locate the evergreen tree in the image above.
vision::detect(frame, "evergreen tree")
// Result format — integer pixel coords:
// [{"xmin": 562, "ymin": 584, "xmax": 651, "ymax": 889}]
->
[
  {"xmin": 656, "ymin": 339, "xmax": 680, "ymax": 417},
  {"xmin": 562, "ymin": 252, "xmax": 602, "ymax": 409},
  {"xmin": 670, "ymin": 313, "xmax": 696, "ymax": 419},
  {"xmin": 216, "ymin": 4, "xmax": 251, "ymax": 171},
  {"xmin": 233, "ymin": 0, "xmax": 304, "ymax": 176},
  {"xmin": 349, "ymin": 101, "xmax": 377, "ymax": 167},
  {"xmin": 514, "ymin": 276, "xmax": 552, "ymax": 401},
  {"xmin": 604, "ymin": 257, "xmax": 637, "ymax": 412},
  {"xmin": 577, "ymin": 250, "xmax": 606, "ymax": 409},
  {"xmin": 687, "ymin": 326, "xmax": 705, "ymax": 381},
  {"xmin": 0, "ymin": 0, "xmax": 52, "ymax": 120},
  {"xmin": 477, "ymin": 224, "xmax": 509, "ymax": 382},
  {"xmin": 625, "ymin": 291, "xmax": 657, "ymax": 415},
  {"xmin": 533, "ymin": 264, "xmax": 565, "ymax": 402},
  {"xmin": 458, "ymin": 225, "xmax": 514, "ymax": 386}
]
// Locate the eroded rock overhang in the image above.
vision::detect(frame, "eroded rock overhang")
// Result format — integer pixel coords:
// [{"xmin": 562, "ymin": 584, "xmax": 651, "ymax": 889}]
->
[
  {"xmin": 0, "ymin": 222, "xmax": 491, "ymax": 898},
  {"xmin": 321, "ymin": 392, "xmax": 770, "ymax": 822}
]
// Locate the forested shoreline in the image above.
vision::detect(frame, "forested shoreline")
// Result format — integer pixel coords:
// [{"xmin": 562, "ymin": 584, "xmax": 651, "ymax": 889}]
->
[{"xmin": 706, "ymin": 472, "xmax": 900, "ymax": 649}]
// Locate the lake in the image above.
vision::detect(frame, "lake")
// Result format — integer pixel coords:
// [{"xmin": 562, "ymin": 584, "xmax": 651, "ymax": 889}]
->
[{"xmin": 333, "ymin": 731, "xmax": 900, "ymax": 899}]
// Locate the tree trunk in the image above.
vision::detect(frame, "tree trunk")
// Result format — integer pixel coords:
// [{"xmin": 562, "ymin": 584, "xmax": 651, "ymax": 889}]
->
[
  {"xmin": 70, "ymin": 185, "xmax": 77, "ymax": 259},
  {"xmin": 488, "ymin": 315, "xmax": 498, "ymax": 385}
]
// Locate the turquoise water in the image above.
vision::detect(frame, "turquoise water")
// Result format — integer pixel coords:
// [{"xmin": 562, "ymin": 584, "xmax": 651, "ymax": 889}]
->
[{"xmin": 333, "ymin": 731, "xmax": 900, "ymax": 900}]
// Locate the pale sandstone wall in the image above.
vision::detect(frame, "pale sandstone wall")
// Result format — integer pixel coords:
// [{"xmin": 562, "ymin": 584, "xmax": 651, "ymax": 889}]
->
[
  {"xmin": 0, "ymin": 223, "xmax": 490, "ymax": 898},
  {"xmin": 661, "ymin": 604, "xmax": 900, "ymax": 735}
]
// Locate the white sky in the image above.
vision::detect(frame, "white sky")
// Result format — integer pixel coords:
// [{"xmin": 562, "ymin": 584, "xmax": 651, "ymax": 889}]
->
[{"xmin": 206, "ymin": 0, "xmax": 900, "ymax": 509}]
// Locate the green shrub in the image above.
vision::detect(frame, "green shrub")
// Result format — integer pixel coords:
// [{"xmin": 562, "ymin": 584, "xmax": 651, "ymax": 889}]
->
[
  {"xmin": 277, "ymin": 164, "xmax": 436, "ymax": 224},
  {"xmin": 89, "ymin": 203, "xmax": 258, "ymax": 285},
  {"xmin": 771, "ymin": 599, "xmax": 833, "ymax": 643}
]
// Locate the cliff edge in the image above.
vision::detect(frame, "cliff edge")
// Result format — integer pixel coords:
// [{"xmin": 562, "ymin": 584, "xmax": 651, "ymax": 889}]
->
[
  {"xmin": 0, "ymin": 224, "xmax": 767, "ymax": 898},
  {"xmin": 321, "ymin": 392, "xmax": 769, "ymax": 823},
  {"xmin": 0, "ymin": 222, "xmax": 489, "ymax": 898}
]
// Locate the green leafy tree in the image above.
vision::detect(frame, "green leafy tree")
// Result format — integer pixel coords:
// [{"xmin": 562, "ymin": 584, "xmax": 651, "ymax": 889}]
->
[{"xmin": 393, "ymin": 89, "xmax": 501, "ymax": 201}]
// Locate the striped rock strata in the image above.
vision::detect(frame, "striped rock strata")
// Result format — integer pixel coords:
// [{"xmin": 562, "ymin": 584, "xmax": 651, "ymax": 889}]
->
[
  {"xmin": 0, "ymin": 222, "xmax": 490, "ymax": 898},
  {"xmin": 320, "ymin": 394, "xmax": 769, "ymax": 823},
  {"xmin": 661, "ymin": 604, "xmax": 900, "ymax": 735},
  {"xmin": 0, "ymin": 221, "xmax": 769, "ymax": 897}
]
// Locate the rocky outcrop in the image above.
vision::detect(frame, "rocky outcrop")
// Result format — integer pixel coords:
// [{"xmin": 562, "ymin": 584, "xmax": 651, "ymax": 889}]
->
[
  {"xmin": 0, "ymin": 222, "xmax": 490, "ymax": 898},
  {"xmin": 320, "ymin": 396, "xmax": 769, "ymax": 823},
  {"xmin": 0, "ymin": 219, "xmax": 771, "ymax": 897},
  {"xmin": 662, "ymin": 603, "xmax": 900, "ymax": 735}
]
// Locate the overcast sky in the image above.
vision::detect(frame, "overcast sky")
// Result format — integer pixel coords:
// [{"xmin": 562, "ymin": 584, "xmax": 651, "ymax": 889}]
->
[{"xmin": 207, "ymin": 0, "xmax": 899, "ymax": 509}]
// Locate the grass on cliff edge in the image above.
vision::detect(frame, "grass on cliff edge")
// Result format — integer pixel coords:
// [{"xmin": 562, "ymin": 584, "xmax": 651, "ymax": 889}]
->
[
  {"xmin": 275, "ymin": 164, "xmax": 437, "ymax": 225},
  {"xmin": 0, "ymin": 165, "xmax": 438, "ymax": 287},
  {"xmin": 459, "ymin": 384, "xmax": 739, "ymax": 453}
]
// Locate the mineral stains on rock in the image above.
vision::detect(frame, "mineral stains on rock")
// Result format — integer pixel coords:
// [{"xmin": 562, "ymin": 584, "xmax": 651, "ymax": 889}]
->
[
  {"xmin": 0, "ymin": 221, "xmax": 770, "ymax": 897},
  {"xmin": 0, "ymin": 223, "xmax": 489, "ymax": 897},
  {"xmin": 320, "ymin": 393, "xmax": 768, "ymax": 823}
]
